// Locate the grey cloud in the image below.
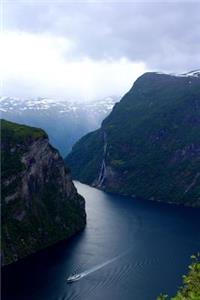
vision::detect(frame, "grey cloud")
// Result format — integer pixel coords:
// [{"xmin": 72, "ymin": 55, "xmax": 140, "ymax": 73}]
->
[{"xmin": 3, "ymin": 1, "xmax": 200, "ymax": 72}]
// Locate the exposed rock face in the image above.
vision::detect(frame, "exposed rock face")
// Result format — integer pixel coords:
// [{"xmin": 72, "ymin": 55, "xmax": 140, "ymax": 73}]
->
[
  {"xmin": 66, "ymin": 71, "xmax": 200, "ymax": 207},
  {"xmin": 1, "ymin": 120, "xmax": 86, "ymax": 265}
]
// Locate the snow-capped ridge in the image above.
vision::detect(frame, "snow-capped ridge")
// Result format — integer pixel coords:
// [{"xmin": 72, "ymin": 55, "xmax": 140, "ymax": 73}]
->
[
  {"xmin": 155, "ymin": 69, "xmax": 200, "ymax": 78},
  {"xmin": 0, "ymin": 96, "xmax": 118, "ymax": 114},
  {"xmin": 182, "ymin": 70, "xmax": 200, "ymax": 78}
]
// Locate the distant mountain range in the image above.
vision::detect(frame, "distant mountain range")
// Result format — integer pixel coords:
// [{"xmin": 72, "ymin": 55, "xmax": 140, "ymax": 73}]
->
[
  {"xmin": 66, "ymin": 70, "xmax": 200, "ymax": 206},
  {"xmin": 0, "ymin": 96, "xmax": 118, "ymax": 156}
]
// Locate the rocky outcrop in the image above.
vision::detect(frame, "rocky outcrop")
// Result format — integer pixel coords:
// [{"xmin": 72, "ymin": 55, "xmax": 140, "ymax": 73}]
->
[
  {"xmin": 1, "ymin": 120, "xmax": 86, "ymax": 265},
  {"xmin": 66, "ymin": 71, "xmax": 200, "ymax": 207}
]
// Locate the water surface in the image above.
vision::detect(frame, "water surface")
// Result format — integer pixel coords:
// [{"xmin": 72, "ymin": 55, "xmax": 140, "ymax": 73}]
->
[{"xmin": 2, "ymin": 181, "xmax": 200, "ymax": 300}]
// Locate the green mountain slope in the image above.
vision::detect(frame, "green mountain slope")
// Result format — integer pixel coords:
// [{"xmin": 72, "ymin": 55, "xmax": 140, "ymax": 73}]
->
[
  {"xmin": 66, "ymin": 71, "xmax": 200, "ymax": 206},
  {"xmin": 1, "ymin": 119, "xmax": 86, "ymax": 265}
]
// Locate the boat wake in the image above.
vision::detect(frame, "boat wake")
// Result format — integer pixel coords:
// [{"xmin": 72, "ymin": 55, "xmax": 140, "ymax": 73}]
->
[{"xmin": 67, "ymin": 249, "xmax": 132, "ymax": 282}]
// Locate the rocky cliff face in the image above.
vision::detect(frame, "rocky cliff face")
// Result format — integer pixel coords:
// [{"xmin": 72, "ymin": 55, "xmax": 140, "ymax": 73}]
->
[
  {"xmin": 1, "ymin": 120, "xmax": 86, "ymax": 265},
  {"xmin": 66, "ymin": 71, "xmax": 200, "ymax": 207}
]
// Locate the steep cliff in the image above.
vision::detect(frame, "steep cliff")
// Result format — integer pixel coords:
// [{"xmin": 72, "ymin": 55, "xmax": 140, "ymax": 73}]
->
[
  {"xmin": 1, "ymin": 119, "xmax": 86, "ymax": 265},
  {"xmin": 66, "ymin": 71, "xmax": 200, "ymax": 206}
]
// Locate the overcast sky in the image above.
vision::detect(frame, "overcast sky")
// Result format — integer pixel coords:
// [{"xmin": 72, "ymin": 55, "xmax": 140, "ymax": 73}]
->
[{"xmin": 1, "ymin": 0, "xmax": 200, "ymax": 101}]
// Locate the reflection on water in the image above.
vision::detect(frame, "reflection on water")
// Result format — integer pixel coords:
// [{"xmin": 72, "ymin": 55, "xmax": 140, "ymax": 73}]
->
[{"xmin": 2, "ymin": 181, "xmax": 200, "ymax": 300}]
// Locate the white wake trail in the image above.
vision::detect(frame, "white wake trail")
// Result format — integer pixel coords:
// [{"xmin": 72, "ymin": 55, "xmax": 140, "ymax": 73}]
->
[{"xmin": 76, "ymin": 249, "xmax": 132, "ymax": 279}]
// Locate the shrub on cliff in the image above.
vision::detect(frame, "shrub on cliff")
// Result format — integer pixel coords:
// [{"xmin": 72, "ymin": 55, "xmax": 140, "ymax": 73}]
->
[{"xmin": 157, "ymin": 254, "xmax": 200, "ymax": 300}]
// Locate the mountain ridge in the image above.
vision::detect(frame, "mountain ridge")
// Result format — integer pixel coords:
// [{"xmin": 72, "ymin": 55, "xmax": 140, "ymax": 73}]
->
[
  {"xmin": 0, "ymin": 97, "xmax": 118, "ymax": 156},
  {"xmin": 66, "ymin": 71, "xmax": 200, "ymax": 207}
]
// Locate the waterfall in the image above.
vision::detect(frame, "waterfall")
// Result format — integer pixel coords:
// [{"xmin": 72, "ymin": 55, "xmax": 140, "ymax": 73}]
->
[
  {"xmin": 97, "ymin": 159, "xmax": 106, "ymax": 186},
  {"xmin": 96, "ymin": 132, "xmax": 107, "ymax": 187}
]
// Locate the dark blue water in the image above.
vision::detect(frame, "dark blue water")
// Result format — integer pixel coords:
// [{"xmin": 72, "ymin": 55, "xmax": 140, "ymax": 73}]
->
[{"xmin": 2, "ymin": 181, "xmax": 200, "ymax": 300}]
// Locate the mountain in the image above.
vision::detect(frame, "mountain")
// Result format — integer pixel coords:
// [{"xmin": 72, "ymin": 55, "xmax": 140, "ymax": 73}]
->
[
  {"xmin": 0, "ymin": 97, "xmax": 117, "ymax": 157},
  {"xmin": 66, "ymin": 71, "xmax": 200, "ymax": 207},
  {"xmin": 1, "ymin": 119, "xmax": 86, "ymax": 265}
]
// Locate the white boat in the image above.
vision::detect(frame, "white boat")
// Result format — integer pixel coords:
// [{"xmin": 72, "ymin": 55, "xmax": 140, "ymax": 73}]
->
[{"xmin": 66, "ymin": 274, "xmax": 82, "ymax": 283}]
